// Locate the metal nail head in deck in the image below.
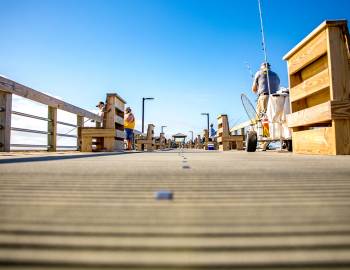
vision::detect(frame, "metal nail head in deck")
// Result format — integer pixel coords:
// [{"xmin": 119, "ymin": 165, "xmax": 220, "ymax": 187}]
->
[{"xmin": 155, "ymin": 190, "xmax": 173, "ymax": 200}]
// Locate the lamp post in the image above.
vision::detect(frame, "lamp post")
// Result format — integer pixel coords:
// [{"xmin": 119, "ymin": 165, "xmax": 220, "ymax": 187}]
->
[
  {"xmin": 142, "ymin": 97, "xmax": 154, "ymax": 133},
  {"xmin": 201, "ymin": 113, "xmax": 209, "ymax": 133},
  {"xmin": 161, "ymin": 125, "xmax": 167, "ymax": 134},
  {"xmin": 188, "ymin": 130, "xmax": 194, "ymax": 142}
]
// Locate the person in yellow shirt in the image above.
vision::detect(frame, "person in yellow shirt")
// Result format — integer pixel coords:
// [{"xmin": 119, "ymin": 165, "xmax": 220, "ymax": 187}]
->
[{"xmin": 124, "ymin": 107, "xmax": 135, "ymax": 150}]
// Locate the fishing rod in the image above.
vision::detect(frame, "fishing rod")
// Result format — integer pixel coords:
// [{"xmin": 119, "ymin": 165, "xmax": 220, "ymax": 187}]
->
[
  {"xmin": 257, "ymin": 0, "xmax": 272, "ymax": 96},
  {"xmin": 229, "ymin": 116, "xmax": 244, "ymax": 129},
  {"xmin": 56, "ymin": 118, "xmax": 93, "ymax": 141}
]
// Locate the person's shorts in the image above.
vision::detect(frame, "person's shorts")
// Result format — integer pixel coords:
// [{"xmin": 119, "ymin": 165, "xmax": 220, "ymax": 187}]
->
[{"xmin": 125, "ymin": 128, "xmax": 134, "ymax": 140}]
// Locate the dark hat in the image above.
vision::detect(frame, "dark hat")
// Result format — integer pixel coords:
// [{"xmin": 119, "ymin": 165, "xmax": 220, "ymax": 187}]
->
[{"xmin": 96, "ymin": 101, "xmax": 104, "ymax": 107}]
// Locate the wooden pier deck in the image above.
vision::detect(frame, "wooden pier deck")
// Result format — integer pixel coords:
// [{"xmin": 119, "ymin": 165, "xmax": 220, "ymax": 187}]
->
[{"xmin": 0, "ymin": 149, "xmax": 350, "ymax": 269}]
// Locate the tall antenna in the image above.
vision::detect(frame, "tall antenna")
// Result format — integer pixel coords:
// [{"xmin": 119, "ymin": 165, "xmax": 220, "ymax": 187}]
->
[{"xmin": 257, "ymin": 0, "xmax": 271, "ymax": 95}]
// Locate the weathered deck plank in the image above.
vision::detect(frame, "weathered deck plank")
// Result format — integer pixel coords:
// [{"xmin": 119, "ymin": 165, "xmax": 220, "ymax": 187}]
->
[{"xmin": 0, "ymin": 150, "xmax": 350, "ymax": 269}]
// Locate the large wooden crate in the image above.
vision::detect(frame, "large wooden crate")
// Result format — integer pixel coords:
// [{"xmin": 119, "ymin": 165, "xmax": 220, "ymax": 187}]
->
[
  {"xmin": 78, "ymin": 127, "xmax": 115, "ymax": 152},
  {"xmin": 284, "ymin": 20, "xmax": 350, "ymax": 155}
]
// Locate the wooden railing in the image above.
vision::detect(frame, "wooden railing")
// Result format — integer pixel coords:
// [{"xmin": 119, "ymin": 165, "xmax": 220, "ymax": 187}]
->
[
  {"xmin": 0, "ymin": 75, "xmax": 102, "ymax": 152},
  {"xmin": 230, "ymin": 120, "xmax": 251, "ymax": 136}
]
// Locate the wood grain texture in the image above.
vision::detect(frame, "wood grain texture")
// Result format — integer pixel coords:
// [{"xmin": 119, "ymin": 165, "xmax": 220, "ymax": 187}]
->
[
  {"xmin": 290, "ymin": 68, "xmax": 330, "ymax": 103},
  {"xmin": 80, "ymin": 128, "xmax": 115, "ymax": 137},
  {"xmin": 292, "ymin": 127, "xmax": 335, "ymax": 155},
  {"xmin": 288, "ymin": 100, "xmax": 350, "ymax": 128},
  {"xmin": 333, "ymin": 119, "xmax": 350, "ymax": 154},
  {"xmin": 327, "ymin": 26, "xmax": 350, "ymax": 101},
  {"xmin": 300, "ymin": 54, "xmax": 329, "ymax": 82},
  {"xmin": 283, "ymin": 20, "xmax": 347, "ymax": 60},
  {"xmin": 287, "ymin": 101, "xmax": 332, "ymax": 128},
  {"xmin": 287, "ymin": 30, "xmax": 327, "ymax": 75}
]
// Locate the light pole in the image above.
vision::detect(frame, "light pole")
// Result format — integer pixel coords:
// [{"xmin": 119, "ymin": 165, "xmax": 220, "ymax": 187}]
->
[
  {"xmin": 142, "ymin": 97, "xmax": 154, "ymax": 133},
  {"xmin": 161, "ymin": 125, "xmax": 167, "ymax": 134},
  {"xmin": 188, "ymin": 130, "xmax": 194, "ymax": 142},
  {"xmin": 201, "ymin": 113, "xmax": 209, "ymax": 133}
]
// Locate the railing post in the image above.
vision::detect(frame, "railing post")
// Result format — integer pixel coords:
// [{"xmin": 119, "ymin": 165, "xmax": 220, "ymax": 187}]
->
[
  {"xmin": 0, "ymin": 91, "xmax": 12, "ymax": 152},
  {"xmin": 48, "ymin": 106, "xmax": 57, "ymax": 152},
  {"xmin": 77, "ymin": 115, "xmax": 84, "ymax": 151}
]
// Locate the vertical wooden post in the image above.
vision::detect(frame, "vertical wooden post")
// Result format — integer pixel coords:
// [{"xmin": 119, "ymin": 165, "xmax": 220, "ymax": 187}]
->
[
  {"xmin": 327, "ymin": 26, "xmax": 350, "ymax": 154},
  {"xmin": 0, "ymin": 91, "xmax": 12, "ymax": 152},
  {"xmin": 48, "ymin": 106, "xmax": 57, "ymax": 152},
  {"xmin": 77, "ymin": 115, "xmax": 84, "ymax": 151},
  {"xmin": 105, "ymin": 94, "xmax": 116, "ymax": 129}
]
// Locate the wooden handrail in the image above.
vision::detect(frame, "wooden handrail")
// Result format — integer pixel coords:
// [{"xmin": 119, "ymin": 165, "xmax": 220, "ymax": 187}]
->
[
  {"xmin": 230, "ymin": 120, "xmax": 252, "ymax": 133},
  {"xmin": 0, "ymin": 76, "xmax": 102, "ymax": 122},
  {"xmin": 0, "ymin": 75, "xmax": 103, "ymax": 152}
]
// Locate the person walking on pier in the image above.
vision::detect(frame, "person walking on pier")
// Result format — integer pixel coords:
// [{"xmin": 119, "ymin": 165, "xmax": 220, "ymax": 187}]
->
[
  {"xmin": 124, "ymin": 107, "xmax": 135, "ymax": 150},
  {"xmin": 209, "ymin": 123, "xmax": 216, "ymax": 142},
  {"xmin": 252, "ymin": 62, "xmax": 280, "ymax": 117}
]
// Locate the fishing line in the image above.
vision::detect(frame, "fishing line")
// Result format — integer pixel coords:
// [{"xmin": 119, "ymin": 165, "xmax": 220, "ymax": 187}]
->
[{"xmin": 57, "ymin": 118, "xmax": 92, "ymax": 141}]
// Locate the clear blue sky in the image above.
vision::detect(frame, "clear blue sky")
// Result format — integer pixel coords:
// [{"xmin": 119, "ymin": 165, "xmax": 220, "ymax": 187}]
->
[{"xmin": 1, "ymin": 0, "xmax": 349, "ymax": 137}]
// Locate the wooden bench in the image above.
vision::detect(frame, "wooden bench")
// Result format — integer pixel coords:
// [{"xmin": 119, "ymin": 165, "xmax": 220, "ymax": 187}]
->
[
  {"xmin": 194, "ymin": 135, "xmax": 203, "ymax": 149},
  {"xmin": 78, "ymin": 127, "xmax": 115, "ymax": 152},
  {"xmin": 136, "ymin": 124, "xmax": 155, "ymax": 151},
  {"xmin": 217, "ymin": 114, "xmax": 244, "ymax": 151},
  {"xmin": 155, "ymin": 132, "xmax": 166, "ymax": 150},
  {"xmin": 78, "ymin": 93, "xmax": 126, "ymax": 152}
]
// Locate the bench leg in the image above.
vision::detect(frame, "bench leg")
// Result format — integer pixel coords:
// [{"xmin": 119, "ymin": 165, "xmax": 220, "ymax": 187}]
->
[{"xmin": 81, "ymin": 136, "xmax": 92, "ymax": 152}]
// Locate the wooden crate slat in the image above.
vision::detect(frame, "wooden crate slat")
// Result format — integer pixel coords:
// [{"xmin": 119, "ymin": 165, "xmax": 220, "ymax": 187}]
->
[
  {"xmin": 288, "ymin": 30, "xmax": 327, "ymax": 75},
  {"xmin": 115, "ymin": 100, "xmax": 124, "ymax": 112},
  {"xmin": 81, "ymin": 128, "xmax": 115, "ymax": 137},
  {"xmin": 283, "ymin": 20, "xmax": 347, "ymax": 60},
  {"xmin": 115, "ymin": 129, "xmax": 125, "ymax": 139},
  {"xmin": 220, "ymin": 136, "xmax": 244, "ymax": 142},
  {"xmin": 290, "ymin": 68, "xmax": 330, "ymax": 103},
  {"xmin": 115, "ymin": 115, "xmax": 124, "ymax": 126},
  {"xmin": 288, "ymin": 100, "xmax": 350, "ymax": 128},
  {"xmin": 292, "ymin": 127, "xmax": 335, "ymax": 155},
  {"xmin": 287, "ymin": 101, "xmax": 332, "ymax": 128}
]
